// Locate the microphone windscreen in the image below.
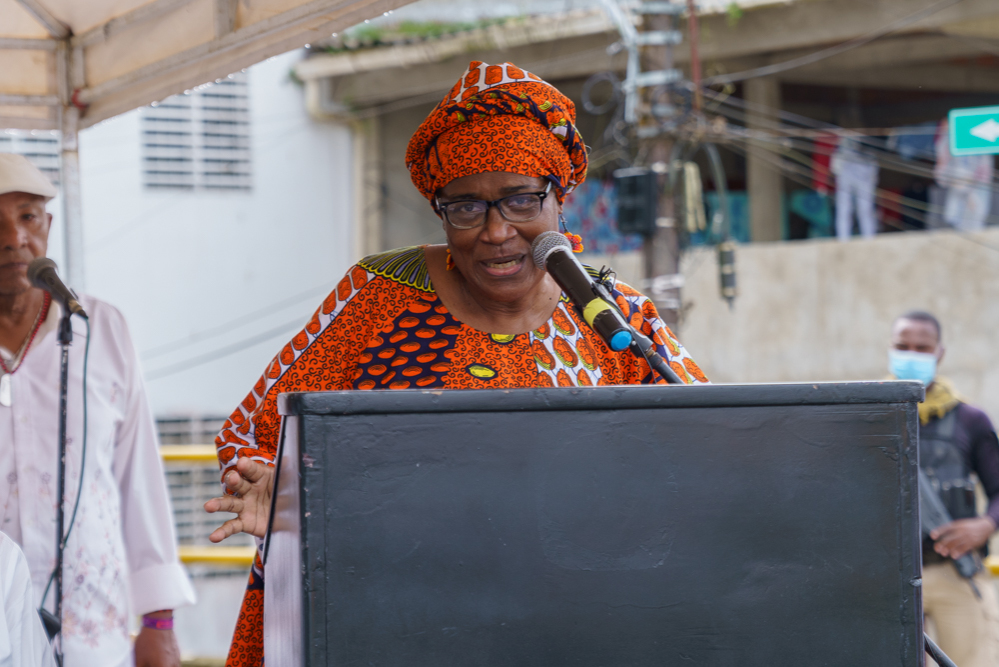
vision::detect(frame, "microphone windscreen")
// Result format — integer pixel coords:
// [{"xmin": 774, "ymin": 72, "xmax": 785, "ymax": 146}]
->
[
  {"xmin": 26, "ymin": 257, "xmax": 57, "ymax": 288},
  {"xmin": 531, "ymin": 231, "xmax": 573, "ymax": 270}
]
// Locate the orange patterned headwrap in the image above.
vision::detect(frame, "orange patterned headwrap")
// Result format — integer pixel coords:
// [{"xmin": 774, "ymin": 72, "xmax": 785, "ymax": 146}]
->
[{"xmin": 406, "ymin": 61, "xmax": 588, "ymax": 209}]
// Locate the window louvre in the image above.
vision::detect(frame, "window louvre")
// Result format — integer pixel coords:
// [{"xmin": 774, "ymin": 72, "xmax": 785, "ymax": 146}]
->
[
  {"xmin": 141, "ymin": 72, "xmax": 251, "ymax": 191},
  {"xmin": 0, "ymin": 130, "xmax": 61, "ymax": 187}
]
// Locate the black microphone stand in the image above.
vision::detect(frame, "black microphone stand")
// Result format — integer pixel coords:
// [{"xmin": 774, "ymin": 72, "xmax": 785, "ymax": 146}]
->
[
  {"xmin": 590, "ymin": 279, "xmax": 683, "ymax": 385},
  {"xmin": 925, "ymin": 633, "xmax": 958, "ymax": 667},
  {"xmin": 48, "ymin": 307, "xmax": 73, "ymax": 664},
  {"xmin": 628, "ymin": 329, "xmax": 684, "ymax": 384}
]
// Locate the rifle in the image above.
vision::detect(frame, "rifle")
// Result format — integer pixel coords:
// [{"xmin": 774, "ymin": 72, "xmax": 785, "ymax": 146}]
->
[{"xmin": 918, "ymin": 467, "xmax": 982, "ymax": 590}]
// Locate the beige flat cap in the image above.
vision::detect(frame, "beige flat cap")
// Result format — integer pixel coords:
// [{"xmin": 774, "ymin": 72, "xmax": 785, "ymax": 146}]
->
[{"xmin": 0, "ymin": 153, "xmax": 58, "ymax": 201}]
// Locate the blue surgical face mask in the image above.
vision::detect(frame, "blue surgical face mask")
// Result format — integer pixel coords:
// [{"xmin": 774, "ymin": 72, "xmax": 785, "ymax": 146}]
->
[{"xmin": 888, "ymin": 349, "xmax": 937, "ymax": 386}]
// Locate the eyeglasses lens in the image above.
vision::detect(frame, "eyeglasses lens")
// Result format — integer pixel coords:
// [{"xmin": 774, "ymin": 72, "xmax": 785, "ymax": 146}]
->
[
  {"xmin": 446, "ymin": 194, "xmax": 543, "ymax": 228},
  {"xmin": 446, "ymin": 201, "xmax": 489, "ymax": 227},
  {"xmin": 501, "ymin": 195, "xmax": 543, "ymax": 220}
]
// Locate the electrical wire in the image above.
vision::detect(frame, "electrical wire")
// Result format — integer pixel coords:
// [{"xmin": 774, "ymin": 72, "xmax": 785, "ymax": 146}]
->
[
  {"xmin": 738, "ymin": 124, "xmax": 999, "ymax": 197},
  {"xmin": 703, "ymin": 85, "xmax": 963, "ymax": 169},
  {"xmin": 85, "ymin": 197, "xmax": 187, "ymax": 251},
  {"xmin": 142, "ymin": 283, "xmax": 332, "ymax": 359},
  {"xmin": 703, "ymin": 89, "xmax": 999, "ymax": 194},
  {"xmin": 757, "ymin": 134, "xmax": 999, "ymax": 213},
  {"xmin": 141, "ymin": 174, "xmax": 448, "ymax": 370},
  {"xmin": 353, "ymin": 42, "xmax": 622, "ymax": 121},
  {"xmin": 88, "ymin": 120, "xmax": 321, "ymax": 252},
  {"xmin": 703, "ymin": 0, "xmax": 969, "ymax": 85},
  {"xmin": 722, "ymin": 139, "xmax": 920, "ymax": 227},
  {"xmin": 582, "ymin": 71, "xmax": 623, "ymax": 116},
  {"xmin": 717, "ymin": 137, "xmax": 999, "ymax": 254},
  {"xmin": 145, "ymin": 317, "xmax": 306, "ymax": 381},
  {"xmin": 730, "ymin": 137, "xmax": 920, "ymax": 220},
  {"xmin": 734, "ymin": 129, "xmax": 999, "ymax": 227}
]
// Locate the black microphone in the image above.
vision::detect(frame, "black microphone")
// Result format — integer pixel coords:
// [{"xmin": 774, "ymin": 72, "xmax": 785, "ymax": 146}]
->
[
  {"xmin": 532, "ymin": 231, "xmax": 632, "ymax": 351},
  {"xmin": 27, "ymin": 258, "xmax": 87, "ymax": 318}
]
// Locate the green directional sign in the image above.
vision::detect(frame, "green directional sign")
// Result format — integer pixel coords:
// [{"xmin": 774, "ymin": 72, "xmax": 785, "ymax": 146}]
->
[{"xmin": 949, "ymin": 105, "xmax": 999, "ymax": 156}]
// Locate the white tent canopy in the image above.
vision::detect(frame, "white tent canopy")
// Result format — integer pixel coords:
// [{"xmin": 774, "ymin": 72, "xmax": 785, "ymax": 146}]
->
[
  {"xmin": 0, "ymin": 0, "xmax": 419, "ymax": 129},
  {"xmin": 0, "ymin": 0, "xmax": 415, "ymax": 283}
]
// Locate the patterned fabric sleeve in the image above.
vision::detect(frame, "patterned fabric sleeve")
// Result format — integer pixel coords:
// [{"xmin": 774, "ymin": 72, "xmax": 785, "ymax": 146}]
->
[
  {"xmin": 609, "ymin": 279, "xmax": 709, "ymax": 385},
  {"xmin": 214, "ymin": 264, "xmax": 386, "ymax": 482},
  {"xmin": 217, "ymin": 250, "xmax": 434, "ymax": 667}
]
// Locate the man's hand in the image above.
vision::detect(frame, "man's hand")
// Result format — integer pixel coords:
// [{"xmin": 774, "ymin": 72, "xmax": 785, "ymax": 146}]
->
[
  {"xmin": 204, "ymin": 458, "xmax": 275, "ymax": 542},
  {"xmin": 134, "ymin": 612, "xmax": 180, "ymax": 667},
  {"xmin": 931, "ymin": 516, "xmax": 997, "ymax": 559}
]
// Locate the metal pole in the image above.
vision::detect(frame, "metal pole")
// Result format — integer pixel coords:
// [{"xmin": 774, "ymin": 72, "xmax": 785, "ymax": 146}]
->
[
  {"xmin": 54, "ymin": 311, "xmax": 73, "ymax": 665},
  {"xmin": 925, "ymin": 633, "xmax": 958, "ymax": 667},
  {"xmin": 59, "ymin": 104, "xmax": 84, "ymax": 290},
  {"xmin": 642, "ymin": 2, "xmax": 681, "ymax": 330},
  {"xmin": 686, "ymin": 0, "xmax": 702, "ymax": 112}
]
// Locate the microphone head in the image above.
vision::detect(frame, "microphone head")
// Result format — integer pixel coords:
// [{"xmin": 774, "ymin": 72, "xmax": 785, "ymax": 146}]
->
[
  {"xmin": 26, "ymin": 257, "xmax": 57, "ymax": 288},
  {"xmin": 531, "ymin": 231, "xmax": 573, "ymax": 270}
]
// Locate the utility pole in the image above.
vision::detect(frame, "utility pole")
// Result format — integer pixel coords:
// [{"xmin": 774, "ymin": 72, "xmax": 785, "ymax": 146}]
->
[
  {"xmin": 638, "ymin": 1, "xmax": 684, "ymax": 330},
  {"xmin": 602, "ymin": 0, "xmax": 685, "ymax": 327},
  {"xmin": 609, "ymin": 0, "xmax": 735, "ymax": 317},
  {"xmin": 686, "ymin": 0, "xmax": 702, "ymax": 112}
]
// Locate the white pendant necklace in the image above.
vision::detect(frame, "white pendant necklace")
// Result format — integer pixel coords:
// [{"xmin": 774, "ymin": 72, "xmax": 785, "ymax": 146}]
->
[{"xmin": 0, "ymin": 293, "xmax": 51, "ymax": 408}]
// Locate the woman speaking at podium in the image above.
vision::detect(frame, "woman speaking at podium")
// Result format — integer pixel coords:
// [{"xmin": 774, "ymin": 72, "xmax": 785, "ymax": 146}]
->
[{"xmin": 206, "ymin": 61, "xmax": 708, "ymax": 666}]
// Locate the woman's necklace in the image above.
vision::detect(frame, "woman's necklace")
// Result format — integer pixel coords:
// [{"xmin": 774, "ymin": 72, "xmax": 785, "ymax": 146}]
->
[{"xmin": 0, "ymin": 292, "xmax": 52, "ymax": 407}]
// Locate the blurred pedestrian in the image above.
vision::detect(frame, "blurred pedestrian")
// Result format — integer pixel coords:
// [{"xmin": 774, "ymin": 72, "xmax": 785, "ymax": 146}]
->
[
  {"xmin": 935, "ymin": 120, "xmax": 993, "ymax": 232},
  {"xmin": 832, "ymin": 137, "xmax": 879, "ymax": 240},
  {"xmin": 0, "ymin": 154, "xmax": 195, "ymax": 666},
  {"xmin": 890, "ymin": 310, "xmax": 999, "ymax": 666}
]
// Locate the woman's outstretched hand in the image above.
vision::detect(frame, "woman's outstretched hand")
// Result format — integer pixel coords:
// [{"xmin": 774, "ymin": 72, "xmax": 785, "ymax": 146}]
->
[{"xmin": 204, "ymin": 457, "xmax": 275, "ymax": 542}]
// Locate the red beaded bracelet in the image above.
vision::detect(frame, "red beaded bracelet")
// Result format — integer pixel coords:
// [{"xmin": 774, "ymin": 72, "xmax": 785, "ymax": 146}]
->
[{"xmin": 141, "ymin": 615, "xmax": 174, "ymax": 631}]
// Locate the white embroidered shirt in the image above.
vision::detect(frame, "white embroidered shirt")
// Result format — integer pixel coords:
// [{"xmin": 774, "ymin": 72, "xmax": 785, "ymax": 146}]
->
[{"xmin": 0, "ymin": 295, "xmax": 195, "ymax": 665}]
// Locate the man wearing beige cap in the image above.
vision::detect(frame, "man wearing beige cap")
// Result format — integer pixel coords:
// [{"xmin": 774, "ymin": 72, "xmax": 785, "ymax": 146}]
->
[{"xmin": 0, "ymin": 154, "xmax": 194, "ymax": 666}]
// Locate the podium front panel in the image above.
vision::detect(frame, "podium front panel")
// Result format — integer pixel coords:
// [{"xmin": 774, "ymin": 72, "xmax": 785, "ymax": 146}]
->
[{"xmin": 266, "ymin": 382, "xmax": 923, "ymax": 666}]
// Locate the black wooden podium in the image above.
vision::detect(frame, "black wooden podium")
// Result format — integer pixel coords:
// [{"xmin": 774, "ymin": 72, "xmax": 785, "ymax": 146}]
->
[{"xmin": 264, "ymin": 382, "xmax": 924, "ymax": 666}]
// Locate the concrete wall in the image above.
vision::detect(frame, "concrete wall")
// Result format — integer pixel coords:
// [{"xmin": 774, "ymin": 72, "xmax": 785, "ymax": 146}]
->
[
  {"xmin": 379, "ymin": 102, "xmax": 444, "ymax": 250},
  {"xmin": 679, "ymin": 229, "xmax": 999, "ymax": 419}
]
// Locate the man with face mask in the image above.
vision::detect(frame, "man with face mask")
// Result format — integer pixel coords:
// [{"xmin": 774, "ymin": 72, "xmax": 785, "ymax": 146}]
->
[{"xmin": 890, "ymin": 311, "xmax": 999, "ymax": 666}]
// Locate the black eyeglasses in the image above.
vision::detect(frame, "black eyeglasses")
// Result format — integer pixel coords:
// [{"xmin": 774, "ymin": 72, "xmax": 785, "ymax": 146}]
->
[{"xmin": 436, "ymin": 182, "xmax": 552, "ymax": 230}]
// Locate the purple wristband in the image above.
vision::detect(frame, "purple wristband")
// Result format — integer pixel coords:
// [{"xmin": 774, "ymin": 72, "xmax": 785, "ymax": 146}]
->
[{"xmin": 142, "ymin": 615, "xmax": 174, "ymax": 631}]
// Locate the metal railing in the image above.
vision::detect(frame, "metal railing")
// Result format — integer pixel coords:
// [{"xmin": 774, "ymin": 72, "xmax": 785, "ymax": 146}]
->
[
  {"xmin": 158, "ymin": 413, "xmax": 256, "ymax": 566},
  {"xmin": 157, "ymin": 420, "xmax": 251, "ymax": 665},
  {"xmin": 178, "ymin": 545, "xmax": 255, "ymax": 567}
]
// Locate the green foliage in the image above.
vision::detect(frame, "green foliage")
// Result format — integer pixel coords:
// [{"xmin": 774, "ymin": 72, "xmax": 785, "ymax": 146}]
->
[
  {"xmin": 725, "ymin": 2, "xmax": 743, "ymax": 27},
  {"xmin": 352, "ymin": 24, "xmax": 386, "ymax": 42},
  {"xmin": 317, "ymin": 17, "xmax": 514, "ymax": 54},
  {"xmin": 395, "ymin": 19, "xmax": 505, "ymax": 39}
]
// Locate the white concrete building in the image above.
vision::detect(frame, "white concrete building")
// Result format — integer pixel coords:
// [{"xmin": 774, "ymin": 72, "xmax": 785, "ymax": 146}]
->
[{"xmin": 76, "ymin": 49, "xmax": 356, "ymax": 419}]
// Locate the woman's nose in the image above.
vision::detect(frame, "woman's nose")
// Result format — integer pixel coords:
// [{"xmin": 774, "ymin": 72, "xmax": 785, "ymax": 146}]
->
[{"xmin": 478, "ymin": 206, "xmax": 518, "ymax": 245}]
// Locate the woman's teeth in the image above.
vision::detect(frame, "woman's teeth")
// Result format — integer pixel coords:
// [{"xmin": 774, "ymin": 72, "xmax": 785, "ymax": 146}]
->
[{"xmin": 486, "ymin": 259, "xmax": 520, "ymax": 269}]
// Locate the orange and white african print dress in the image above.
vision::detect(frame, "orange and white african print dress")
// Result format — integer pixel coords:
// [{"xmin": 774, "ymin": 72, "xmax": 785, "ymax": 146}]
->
[{"xmin": 215, "ymin": 246, "xmax": 708, "ymax": 666}]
